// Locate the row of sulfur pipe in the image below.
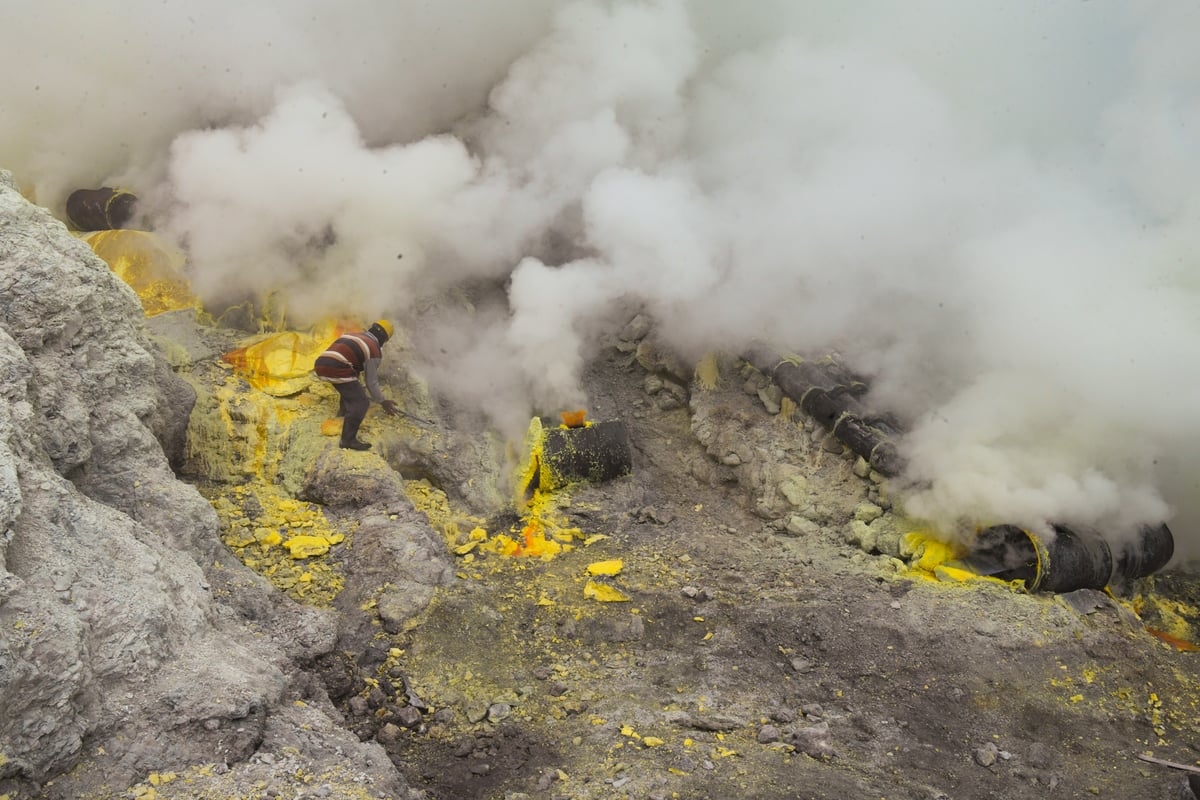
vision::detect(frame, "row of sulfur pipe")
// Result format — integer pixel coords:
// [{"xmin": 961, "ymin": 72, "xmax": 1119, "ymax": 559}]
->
[
  {"xmin": 743, "ymin": 344, "xmax": 904, "ymax": 476},
  {"xmin": 743, "ymin": 344, "xmax": 1174, "ymax": 593},
  {"xmin": 967, "ymin": 522, "xmax": 1174, "ymax": 594}
]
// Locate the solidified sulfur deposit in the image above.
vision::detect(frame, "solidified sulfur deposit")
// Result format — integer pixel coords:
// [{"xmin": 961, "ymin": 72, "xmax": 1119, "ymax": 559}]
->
[
  {"xmin": 407, "ymin": 481, "xmax": 580, "ymax": 568},
  {"xmin": 207, "ymin": 483, "xmax": 348, "ymax": 605},
  {"xmin": 81, "ymin": 230, "xmax": 198, "ymax": 316},
  {"xmin": 221, "ymin": 319, "xmax": 351, "ymax": 397}
]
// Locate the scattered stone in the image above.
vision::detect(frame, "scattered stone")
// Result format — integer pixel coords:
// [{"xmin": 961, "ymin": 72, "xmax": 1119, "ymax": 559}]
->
[
  {"xmin": 531, "ymin": 666, "xmax": 552, "ymax": 681},
  {"xmin": 1026, "ymin": 741, "xmax": 1058, "ymax": 769},
  {"xmin": 466, "ymin": 704, "xmax": 489, "ymax": 724},
  {"xmin": 348, "ymin": 696, "xmax": 369, "ymax": 716},
  {"xmin": 560, "ymin": 698, "xmax": 589, "ymax": 716},
  {"xmin": 678, "ymin": 714, "xmax": 745, "ymax": 732},
  {"xmin": 681, "ymin": 585, "xmax": 700, "ymax": 598},
  {"xmin": 789, "ymin": 658, "xmax": 813, "ymax": 674},
  {"xmin": 1059, "ymin": 589, "xmax": 1111, "ymax": 616},
  {"xmin": 771, "ymin": 707, "xmax": 796, "ymax": 724},
  {"xmin": 757, "ymin": 384, "xmax": 783, "ymax": 414},
  {"xmin": 656, "ymin": 379, "xmax": 688, "ymax": 408},
  {"xmin": 487, "ymin": 703, "xmax": 512, "ymax": 723},
  {"xmin": 376, "ymin": 723, "xmax": 401, "ymax": 745},
  {"xmin": 396, "ymin": 706, "xmax": 423, "ymax": 728},
  {"xmin": 635, "ymin": 506, "xmax": 675, "ymax": 525},
  {"xmin": 975, "ymin": 742, "xmax": 999, "ymax": 767},
  {"xmin": 469, "ymin": 762, "xmax": 490, "ymax": 776},
  {"xmin": 853, "ymin": 502, "xmax": 883, "ymax": 524},
  {"xmin": 789, "ymin": 721, "xmax": 833, "ymax": 758},
  {"xmin": 785, "ymin": 515, "xmax": 820, "ymax": 537},
  {"xmin": 454, "ymin": 739, "xmax": 476, "ymax": 757},
  {"xmin": 549, "ymin": 681, "xmax": 569, "ymax": 697},
  {"xmin": 852, "ymin": 457, "xmax": 871, "ymax": 478},
  {"xmin": 758, "ymin": 725, "xmax": 781, "ymax": 744},
  {"xmin": 778, "ymin": 474, "xmax": 810, "ymax": 507},
  {"xmin": 846, "ymin": 520, "xmax": 875, "ymax": 552},
  {"xmin": 620, "ymin": 314, "xmax": 651, "ymax": 342}
]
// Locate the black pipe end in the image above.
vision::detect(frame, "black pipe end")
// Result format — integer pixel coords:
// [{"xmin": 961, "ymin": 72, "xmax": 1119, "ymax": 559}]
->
[
  {"xmin": 966, "ymin": 525, "xmax": 1039, "ymax": 585},
  {"xmin": 1113, "ymin": 523, "xmax": 1175, "ymax": 582}
]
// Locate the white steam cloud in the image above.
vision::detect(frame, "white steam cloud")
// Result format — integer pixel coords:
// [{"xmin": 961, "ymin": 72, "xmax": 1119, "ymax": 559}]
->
[{"xmin": 4, "ymin": 1, "xmax": 1200, "ymax": 557}]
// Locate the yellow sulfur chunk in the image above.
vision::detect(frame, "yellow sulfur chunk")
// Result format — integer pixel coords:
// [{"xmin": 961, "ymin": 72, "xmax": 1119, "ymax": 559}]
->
[
  {"xmin": 454, "ymin": 541, "xmax": 480, "ymax": 555},
  {"xmin": 584, "ymin": 580, "xmax": 630, "ymax": 602},
  {"xmin": 901, "ymin": 531, "xmax": 963, "ymax": 572},
  {"xmin": 587, "ymin": 559, "xmax": 623, "ymax": 576},
  {"xmin": 283, "ymin": 535, "xmax": 330, "ymax": 559},
  {"xmin": 488, "ymin": 534, "xmax": 521, "ymax": 557},
  {"xmin": 934, "ymin": 564, "xmax": 977, "ymax": 583},
  {"xmin": 225, "ymin": 530, "xmax": 257, "ymax": 548},
  {"xmin": 643, "ymin": 736, "xmax": 664, "ymax": 747},
  {"xmin": 469, "ymin": 527, "xmax": 488, "ymax": 541},
  {"xmin": 254, "ymin": 528, "xmax": 282, "ymax": 547}
]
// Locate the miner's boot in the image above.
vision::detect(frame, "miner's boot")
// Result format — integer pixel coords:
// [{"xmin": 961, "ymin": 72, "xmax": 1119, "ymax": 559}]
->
[{"xmin": 340, "ymin": 413, "xmax": 371, "ymax": 450}]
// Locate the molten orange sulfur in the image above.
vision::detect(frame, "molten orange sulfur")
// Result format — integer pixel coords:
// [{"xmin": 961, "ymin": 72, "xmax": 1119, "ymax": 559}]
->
[{"xmin": 1146, "ymin": 629, "xmax": 1200, "ymax": 651}]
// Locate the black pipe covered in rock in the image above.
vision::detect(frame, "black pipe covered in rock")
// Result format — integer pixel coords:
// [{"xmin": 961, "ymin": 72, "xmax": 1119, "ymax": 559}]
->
[{"xmin": 743, "ymin": 345, "xmax": 903, "ymax": 476}]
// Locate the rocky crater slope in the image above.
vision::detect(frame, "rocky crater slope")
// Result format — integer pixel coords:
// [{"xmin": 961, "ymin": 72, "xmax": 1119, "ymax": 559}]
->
[
  {"xmin": 0, "ymin": 172, "xmax": 416, "ymax": 800},
  {"xmin": 4, "ymin": 169, "xmax": 1200, "ymax": 800}
]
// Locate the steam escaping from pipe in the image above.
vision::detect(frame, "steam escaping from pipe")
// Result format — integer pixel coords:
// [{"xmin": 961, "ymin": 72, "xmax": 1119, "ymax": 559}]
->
[{"xmin": 4, "ymin": 2, "xmax": 1200, "ymax": 559}]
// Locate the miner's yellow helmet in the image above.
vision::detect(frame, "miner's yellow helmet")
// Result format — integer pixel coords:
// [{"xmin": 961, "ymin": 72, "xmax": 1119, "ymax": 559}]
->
[{"xmin": 368, "ymin": 319, "xmax": 394, "ymax": 345}]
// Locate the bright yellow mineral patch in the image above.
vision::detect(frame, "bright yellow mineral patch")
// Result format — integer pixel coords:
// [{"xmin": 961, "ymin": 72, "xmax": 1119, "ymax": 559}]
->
[
  {"xmin": 284, "ymin": 535, "xmax": 332, "ymax": 559},
  {"xmin": 208, "ymin": 484, "xmax": 347, "ymax": 605},
  {"xmin": 694, "ymin": 352, "xmax": 721, "ymax": 390},
  {"xmin": 221, "ymin": 319, "xmax": 352, "ymax": 397},
  {"xmin": 584, "ymin": 579, "xmax": 630, "ymax": 602},
  {"xmin": 901, "ymin": 531, "xmax": 966, "ymax": 574},
  {"xmin": 81, "ymin": 230, "xmax": 197, "ymax": 317},
  {"xmin": 586, "ymin": 559, "xmax": 623, "ymax": 576}
]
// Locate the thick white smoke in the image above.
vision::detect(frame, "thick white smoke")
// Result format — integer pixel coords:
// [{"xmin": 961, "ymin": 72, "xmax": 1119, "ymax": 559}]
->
[{"xmin": 3, "ymin": 1, "xmax": 1199, "ymax": 556}]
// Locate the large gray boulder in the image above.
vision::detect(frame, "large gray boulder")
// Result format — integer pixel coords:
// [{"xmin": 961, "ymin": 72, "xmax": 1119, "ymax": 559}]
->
[{"xmin": 0, "ymin": 171, "xmax": 407, "ymax": 799}]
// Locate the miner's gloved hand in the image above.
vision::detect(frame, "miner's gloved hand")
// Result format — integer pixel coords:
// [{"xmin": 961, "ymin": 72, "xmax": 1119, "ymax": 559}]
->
[{"xmin": 381, "ymin": 399, "xmax": 400, "ymax": 416}]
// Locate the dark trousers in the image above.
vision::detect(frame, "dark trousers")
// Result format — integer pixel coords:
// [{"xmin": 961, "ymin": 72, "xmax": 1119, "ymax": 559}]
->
[{"xmin": 334, "ymin": 381, "xmax": 369, "ymax": 444}]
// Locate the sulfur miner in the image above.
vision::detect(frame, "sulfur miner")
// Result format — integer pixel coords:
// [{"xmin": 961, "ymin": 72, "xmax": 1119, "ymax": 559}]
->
[{"xmin": 313, "ymin": 319, "xmax": 399, "ymax": 450}]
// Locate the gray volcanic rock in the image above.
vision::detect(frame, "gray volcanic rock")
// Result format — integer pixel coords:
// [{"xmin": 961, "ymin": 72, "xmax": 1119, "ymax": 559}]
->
[{"xmin": 0, "ymin": 171, "xmax": 407, "ymax": 799}]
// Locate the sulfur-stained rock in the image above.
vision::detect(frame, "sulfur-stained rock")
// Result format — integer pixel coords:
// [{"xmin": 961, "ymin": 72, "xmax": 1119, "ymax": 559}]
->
[{"xmin": 0, "ymin": 170, "xmax": 411, "ymax": 800}]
